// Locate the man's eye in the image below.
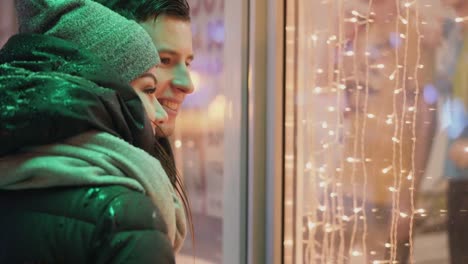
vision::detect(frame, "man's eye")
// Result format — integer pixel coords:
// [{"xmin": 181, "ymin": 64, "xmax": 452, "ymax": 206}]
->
[
  {"xmin": 144, "ymin": 87, "xmax": 157, "ymax": 94},
  {"xmin": 161, "ymin": 58, "xmax": 171, "ymax": 65}
]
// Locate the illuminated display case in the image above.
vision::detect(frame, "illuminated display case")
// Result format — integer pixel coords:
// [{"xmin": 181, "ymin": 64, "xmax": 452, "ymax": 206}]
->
[{"xmin": 283, "ymin": 0, "xmax": 457, "ymax": 263}]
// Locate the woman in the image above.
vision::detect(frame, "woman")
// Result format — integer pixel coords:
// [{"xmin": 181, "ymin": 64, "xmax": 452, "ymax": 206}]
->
[{"xmin": 0, "ymin": 0, "xmax": 188, "ymax": 263}]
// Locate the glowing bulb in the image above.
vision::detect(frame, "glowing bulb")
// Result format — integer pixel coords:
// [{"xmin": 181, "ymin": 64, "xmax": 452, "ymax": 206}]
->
[
  {"xmin": 313, "ymin": 87, "xmax": 322, "ymax": 94},
  {"xmin": 389, "ymin": 187, "xmax": 397, "ymax": 192},
  {"xmin": 399, "ymin": 212, "xmax": 408, "ymax": 218},
  {"xmin": 345, "ymin": 50, "xmax": 355, "ymax": 56},
  {"xmin": 367, "ymin": 113, "xmax": 375, "ymax": 118},
  {"xmin": 317, "ymin": 68, "xmax": 324, "ymax": 74},
  {"xmin": 407, "ymin": 173, "xmax": 413, "ymax": 180},
  {"xmin": 322, "ymin": 122, "xmax": 328, "ymax": 129},
  {"xmin": 464, "ymin": 147, "xmax": 468, "ymax": 153},
  {"xmin": 404, "ymin": 2, "xmax": 412, "ymax": 8},
  {"xmin": 328, "ymin": 106, "xmax": 335, "ymax": 112},
  {"xmin": 389, "ymin": 70, "xmax": 396, "ymax": 80},
  {"xmin": 174, "ymin": 140, "xmax": 182, "ymax": 148},
  {"xmin": 400, "ymin": 33, "xmax": 406, "ymax": 39},
  {"xmin": 385, "ymin": 243, "xmax": 392, "ymax": 248},
  {"xmin": 400, "ymin": 17, "xmax": 408, "ymax": 25},
  {"xmin": 353, "ymin": 207, "xmax": 362, "ymax": 213},
  {"xmin": 311, "ymin": 34, "xmax": 318, "ymax": 41},
  {"xmin": 351, "ymin": 250, "xmax": 362, "ymax": 257},
  {"xmin": 382, "ymin": 166, "xmax": 392, "ymax": 174},
  {"xmin": 306, "ymin": 162, "xmax": 313, "ymax": 170},
  {"xmin": 319, "ymin": 205, "xmax": 327, "ymax": 212},
  {"xmin": 392, "ymin": 137, "xmax": 400, "ymax": 143},
  {"xmin": 308, "ymin": 221, "xmax": 316, "ymax": 229},
  {"xmin": 369, "ymin": 64, "xmax": 385, "ymax": 69}
]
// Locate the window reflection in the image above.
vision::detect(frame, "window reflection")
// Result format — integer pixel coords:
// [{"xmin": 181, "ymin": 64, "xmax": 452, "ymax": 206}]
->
[{"xmin": 284, "ymin": 0, "xmax": 466, "ymax": 263}]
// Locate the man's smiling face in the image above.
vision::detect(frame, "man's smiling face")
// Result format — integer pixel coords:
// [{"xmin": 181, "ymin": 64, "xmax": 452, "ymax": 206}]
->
[{"xmin": 141, "ymin": 15, "xmax": 194, "ymax": 137}]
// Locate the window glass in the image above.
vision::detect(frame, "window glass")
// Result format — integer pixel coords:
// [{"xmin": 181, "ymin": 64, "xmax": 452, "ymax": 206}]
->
[
  {"xmin": 176, "ymin": 0, "xmax": 225, "ymax": 263},
  {"xmin": 284, "ymin": 1, "xmax": 461, "ymax": 263}
]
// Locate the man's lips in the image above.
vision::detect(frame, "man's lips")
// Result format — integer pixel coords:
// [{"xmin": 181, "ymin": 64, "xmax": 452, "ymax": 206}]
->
[{"xmin": 159, "ymin": 99, "xmax": 181, "ymax": 114}]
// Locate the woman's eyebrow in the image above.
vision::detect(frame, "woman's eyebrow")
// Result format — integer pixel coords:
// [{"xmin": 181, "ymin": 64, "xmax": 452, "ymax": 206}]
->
[{"xmin": 139, "ymin": 73, "xmax": 158, "ymax": 84}]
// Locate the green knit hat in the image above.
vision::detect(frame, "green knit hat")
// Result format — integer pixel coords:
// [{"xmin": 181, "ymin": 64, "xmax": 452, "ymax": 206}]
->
[{"xmin": 15, "ymin": 0, "xmax": 159, "ymax": 83}]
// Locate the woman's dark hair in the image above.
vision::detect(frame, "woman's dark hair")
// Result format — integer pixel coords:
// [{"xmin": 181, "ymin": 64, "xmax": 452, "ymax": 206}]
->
[
  {"xmin": 96, "ymin": 0, "xmax": 191, "ymax": 22},
  {"xmin": 153, "ymin": 133, "xmax": 194, "ymax": 246},
  {"xmin": 96, "ymin": 0, "xmax": 194, "ymax": 244}
]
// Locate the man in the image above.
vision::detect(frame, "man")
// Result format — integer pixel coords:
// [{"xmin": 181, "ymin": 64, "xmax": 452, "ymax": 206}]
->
[{"xmin": 96, "ymin": 0, "xmax": 195, "ymax": 137}]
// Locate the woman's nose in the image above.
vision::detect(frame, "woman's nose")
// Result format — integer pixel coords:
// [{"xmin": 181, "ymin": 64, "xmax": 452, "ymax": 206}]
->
[{"xmin": 154, "ymin": 100, "xmax": 168, "ymax": 124}]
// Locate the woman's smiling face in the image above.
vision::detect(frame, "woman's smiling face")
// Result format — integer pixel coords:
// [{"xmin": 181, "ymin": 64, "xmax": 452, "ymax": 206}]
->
[{"xmin": 130, "ymin": 66, "xmax": 168, "ymax": 135}]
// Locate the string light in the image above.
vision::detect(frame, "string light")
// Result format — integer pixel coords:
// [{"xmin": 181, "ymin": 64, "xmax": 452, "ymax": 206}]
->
[
  {"xmin": 455, "ymin": 16, "xmax": 468, "ymax": 23},
  {"xmin": 286, "ymin": 0, "xmax": 434, "ymax": 262}
]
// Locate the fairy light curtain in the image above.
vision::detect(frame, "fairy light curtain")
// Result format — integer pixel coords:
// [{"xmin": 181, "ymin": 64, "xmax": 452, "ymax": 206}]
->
[{"xmin": 284, "ymin": 0, "xmax": 455, "ymax": 263}]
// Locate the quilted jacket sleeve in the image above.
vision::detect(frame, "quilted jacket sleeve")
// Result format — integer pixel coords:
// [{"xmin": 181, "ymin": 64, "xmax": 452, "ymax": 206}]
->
[
  {"xmin": 90, "ymin": 190, "xmax": 175, "ymax": 264},
  {"xmin": 0, "ymin": 185, "xmax": 175, "ymax": 264}
]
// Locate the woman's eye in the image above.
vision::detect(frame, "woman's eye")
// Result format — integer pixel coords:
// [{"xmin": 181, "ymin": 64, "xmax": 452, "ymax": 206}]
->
[{"xmin": 143, "ymin": 87, "xmax": 157, "ymax": 95}]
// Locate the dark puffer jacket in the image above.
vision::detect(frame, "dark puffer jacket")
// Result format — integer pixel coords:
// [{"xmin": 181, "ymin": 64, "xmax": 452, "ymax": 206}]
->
[
  {"xmin": 0, "ymin": 34, "xmax": 175, "ymax": 263},
  {"xmin": 0, "ymin": 186, "xmax": 174, "ymax": 263}
]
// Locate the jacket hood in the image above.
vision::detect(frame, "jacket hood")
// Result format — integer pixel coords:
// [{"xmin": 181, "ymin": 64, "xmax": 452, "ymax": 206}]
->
[{"xmin": 0, "ymin": 34, "xmax": 156, "ymax": 156}]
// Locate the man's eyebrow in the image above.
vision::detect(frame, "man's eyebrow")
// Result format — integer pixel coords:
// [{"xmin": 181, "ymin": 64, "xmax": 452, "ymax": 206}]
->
[
  {"xmin": 158, "ymin": 49, "xmax": 195, "ymax": 61},
  {"xmin": 139, "ymin": 73, "xmax": 158, "ymax": 84}
]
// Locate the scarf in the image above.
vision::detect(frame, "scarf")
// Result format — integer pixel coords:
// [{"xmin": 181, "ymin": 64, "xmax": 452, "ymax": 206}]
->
[{"xmin": 0, "ymin": 131, "xmax": 186, "ymax": 251}]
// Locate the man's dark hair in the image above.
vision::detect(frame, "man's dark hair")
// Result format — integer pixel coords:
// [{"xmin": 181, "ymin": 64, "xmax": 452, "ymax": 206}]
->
[{"xmin": 96, "ymin": 0, "xmax": 191, "ymax": 22}]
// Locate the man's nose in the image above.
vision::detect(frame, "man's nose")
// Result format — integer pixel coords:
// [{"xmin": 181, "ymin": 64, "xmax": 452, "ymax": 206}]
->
[
  {"xmin": 154, "ymin": 100, "xmax": 168, "ymax": 124},
  {"xmin": 172, "ymin": 64, "xmax": 194, "ymax": 94}
]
